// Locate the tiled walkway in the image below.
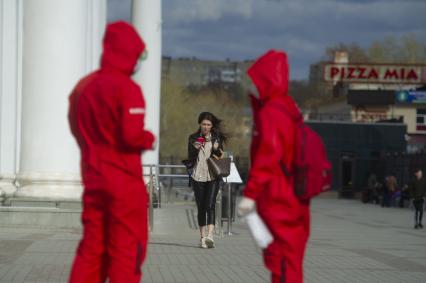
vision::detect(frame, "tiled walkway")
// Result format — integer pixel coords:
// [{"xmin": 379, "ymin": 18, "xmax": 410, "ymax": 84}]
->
[{"xmin": 0, "ymin": 199, "xmax": 425, "ymax": 282}]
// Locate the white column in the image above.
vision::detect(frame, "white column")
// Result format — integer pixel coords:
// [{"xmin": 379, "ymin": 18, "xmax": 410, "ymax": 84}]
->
[
  {"xmin": 86, "ymin": 0, "xmax": 107, "ymax": 72},
  {"xmin": 15, "ymin": 0, "xmax": 106, "ymax": 199},
  {"xmin": 132, "ymin": 0, "xmax": 162, "ymax": 169},
  {"xmin": 0, "ymin": 0, "xmax": 21, "ymax": 196}
]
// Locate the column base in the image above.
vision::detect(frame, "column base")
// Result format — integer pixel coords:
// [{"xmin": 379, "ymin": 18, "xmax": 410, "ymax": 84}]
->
[
  {"xmin": 0, "ymin": 174, "xmax": 17, "ymax": 196},
  {"xmin": 15, "ymin": 172, "xmax": 83, "ymax": 200}
]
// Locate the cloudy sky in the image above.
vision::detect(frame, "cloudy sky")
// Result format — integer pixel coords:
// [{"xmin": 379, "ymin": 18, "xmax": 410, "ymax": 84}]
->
[{"xmin": 108, "ymin": 0, "xmax": 426, "ymax": 80}]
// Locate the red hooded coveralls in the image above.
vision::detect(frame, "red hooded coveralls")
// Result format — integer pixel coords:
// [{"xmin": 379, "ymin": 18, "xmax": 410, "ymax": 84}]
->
[
  {"xmin": 244, "ymin": 50, "xmax": 310, "ymax": 283},
  {"xmin": 68, "ymin": 21, "xmax": 155, "ymax": 283}
]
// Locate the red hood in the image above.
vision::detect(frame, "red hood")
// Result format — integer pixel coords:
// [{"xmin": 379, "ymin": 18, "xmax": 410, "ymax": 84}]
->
[
  {"xmin": 248, "ymin": 50, "xmax": 301, "ymax": 120},
  {"xmin": 100, "ymin": 21, "xmax": 145, "ymax": 75},
  {"xmin": 247, "ymin": 50, "xmax": 289, "ymax": 101}
]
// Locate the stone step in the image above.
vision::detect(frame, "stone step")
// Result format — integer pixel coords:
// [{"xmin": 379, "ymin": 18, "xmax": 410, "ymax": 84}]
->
[
  {"xmin": 0, "ymin": 198, "xmax": 82, "ymax": 229},
  {"xmin": 2, "ymin": 197, "xmax": 82, "ymax": 210},
  {"xmin": 0, "ymin": 206, "xmax": 82, "ymax": 228}
]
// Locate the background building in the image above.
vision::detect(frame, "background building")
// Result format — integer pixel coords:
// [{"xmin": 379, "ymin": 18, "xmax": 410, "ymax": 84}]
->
[
  {"xmin": 161, "ymin": 57, "xmax": 253, "ymax": 88},
  {"xmin": 305, "ymin": 51, "xmax": 426, "ymax": 196},
  {"xmin": 316, "ymin": 51, "xmax": 426, "ymax": 153}
]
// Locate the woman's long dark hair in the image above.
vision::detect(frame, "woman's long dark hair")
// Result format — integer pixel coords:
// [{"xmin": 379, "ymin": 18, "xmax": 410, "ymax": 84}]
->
[{"xmin": 195, "ymin": 112, "xmax": 228, "ymax": 143}]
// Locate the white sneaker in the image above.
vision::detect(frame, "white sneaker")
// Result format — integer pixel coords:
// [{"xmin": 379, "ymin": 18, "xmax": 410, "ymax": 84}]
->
[
  {"xmin": 205, "ymin": 236, "xmax": 215, "ymax": 248},
  {"xmin": 200, "ymin": 237, "xmax": 207, "ymax": 249}
]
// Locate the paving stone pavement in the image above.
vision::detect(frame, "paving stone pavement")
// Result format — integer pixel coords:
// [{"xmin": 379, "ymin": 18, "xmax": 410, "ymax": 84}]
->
[{"xmin": 0, "ymin": 198, "xmax": 425, "ymax": 282}]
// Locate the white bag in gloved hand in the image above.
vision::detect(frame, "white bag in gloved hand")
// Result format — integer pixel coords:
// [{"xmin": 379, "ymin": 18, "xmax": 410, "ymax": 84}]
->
[
  {"xmin": 237, "ymin": 197, "xmax": 255, "ymax": 217},
  {"xmin": 244, "ymin": 210, "xmax": 273, "ymax": 249}
]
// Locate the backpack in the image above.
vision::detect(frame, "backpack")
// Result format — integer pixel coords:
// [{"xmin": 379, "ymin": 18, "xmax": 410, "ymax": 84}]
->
[{"xmin": 271, "ymin": 104, "xmax": 332, "ymax": 201}]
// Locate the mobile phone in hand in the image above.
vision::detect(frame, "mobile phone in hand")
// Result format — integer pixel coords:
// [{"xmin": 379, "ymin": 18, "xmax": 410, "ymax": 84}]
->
[{"xmin": 196, "ymin": 137, "xmax": 205, "ymax": 145}]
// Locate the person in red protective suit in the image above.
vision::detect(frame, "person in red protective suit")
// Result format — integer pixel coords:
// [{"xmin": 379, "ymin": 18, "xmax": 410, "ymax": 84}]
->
[
  {"xmin": 68, "ymin": 21, "xmax": 155, "ymax": 283},
  {"xmin": 238, "ymin": 50, "xmax": 310, "ymax": 283}
]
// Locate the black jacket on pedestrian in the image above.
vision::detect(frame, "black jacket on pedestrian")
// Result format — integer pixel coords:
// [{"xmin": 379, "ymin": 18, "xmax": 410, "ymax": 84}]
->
[
  {"xmin": 185, "ymin": 132, "xmax": 224, "ymax": 166},
  {"xmin": 409, "ymin": 177, "xmax": 426, "ymax": 200},
  {"xmin": 182, "ymin": 132, "xmax": 224, "ymax": 183}
]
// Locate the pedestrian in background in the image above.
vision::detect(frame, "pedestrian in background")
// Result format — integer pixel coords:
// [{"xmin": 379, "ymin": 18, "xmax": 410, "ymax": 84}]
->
[
  {"xmin": 409, "ymin": 168, "xmax": 426, "ymax": 229},
  {"xmin": 186, "ymin": 112, "xmax": 227, "ymax": 248},
  {"xmin": 238, "ymin": 50, "xmax": 310, "ymax": 283},
  {"xmin": 68, "ymin": 21, "xmax": 155, "ymax": 283},
  {"xmin": 387, "ymin": 175, "xmax": 399, "ymax": 207}
]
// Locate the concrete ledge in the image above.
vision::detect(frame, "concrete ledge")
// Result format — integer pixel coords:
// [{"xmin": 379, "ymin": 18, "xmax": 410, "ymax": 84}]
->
[
  {"xmin": 0, "ymin": 206, "xmax": 82, "ymax": 229},
  {"xmin": 3, "ymin": 197, "xmax": 82, "ymax": 210}
]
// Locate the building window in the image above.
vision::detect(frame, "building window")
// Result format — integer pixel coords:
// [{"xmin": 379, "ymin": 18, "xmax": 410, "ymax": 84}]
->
[{"xmin": 416, "ymin": 109, "xmax": 426, "ymax": 132}]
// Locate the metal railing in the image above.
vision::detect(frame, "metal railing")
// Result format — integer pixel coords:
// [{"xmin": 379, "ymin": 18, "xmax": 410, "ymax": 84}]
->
[
  {"xmin": 221, "ymin": 181, "xmax": 234, "ymax": 236},
  {"xmin": 306, "ymin": 112, "xmax": 405, "ymax": 123},
  {"xmin": 143, "ymin": 164, "xmax": 235, "ymax": 236}
]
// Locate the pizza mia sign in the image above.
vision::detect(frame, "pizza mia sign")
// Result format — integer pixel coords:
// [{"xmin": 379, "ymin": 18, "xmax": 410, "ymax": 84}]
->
[{"xmin": 324, "ymin": 64, "xmax": 426, "ymax": 84}]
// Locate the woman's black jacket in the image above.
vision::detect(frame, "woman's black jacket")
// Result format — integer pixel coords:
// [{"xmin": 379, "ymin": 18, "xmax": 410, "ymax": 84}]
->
[{"xmin": 182, "ymin": 132, "xmax": 224, "ymax": 172}]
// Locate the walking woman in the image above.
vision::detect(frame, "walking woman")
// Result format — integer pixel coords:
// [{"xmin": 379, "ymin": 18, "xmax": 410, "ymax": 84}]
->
[
  {"xmin": 187, "ymin": 112, "xmax": 227, "ymax": 248},
  {"xmin": 409, "ymin": 168, "xmax": 426, "ymax": 229}
]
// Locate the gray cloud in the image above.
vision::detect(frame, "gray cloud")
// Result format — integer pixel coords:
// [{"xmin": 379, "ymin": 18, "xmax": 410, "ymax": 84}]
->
[
  {"xmin": 108, "ymin": 0, "xmax": 426, "ymax": 79},
  {"xmin": 167, "ymin": 0, "xmax": 253, "ymax": 23}
]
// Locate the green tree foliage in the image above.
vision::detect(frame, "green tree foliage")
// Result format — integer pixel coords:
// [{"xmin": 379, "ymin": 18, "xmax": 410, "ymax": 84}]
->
[
  {"xmin": 160, "ymin": 79, "xmax": 251, "ymax": 160},
  {"xmin": 325, "ymin": 34, "xmax": 426, "ymax": 63},
  {"xmin": 398, "ymin": 34, "xmax": 426, "ymax": 63},
  {"xmin": 290, "ymin": 80, "xmax": 331, "ymax": 108},
  {"xmin": 325, "ymin": 42, "xmax": 369, "ymax": 63}
]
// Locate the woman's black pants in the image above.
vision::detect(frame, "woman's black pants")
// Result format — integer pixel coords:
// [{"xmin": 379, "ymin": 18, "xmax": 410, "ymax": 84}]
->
[
  {"xmin": 413, "ymin": 198, "xmax": 424, "ymax": 225},
  {"xmin": 192, "ymin": 180, "xmax": 220, "ymax": 227}
]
